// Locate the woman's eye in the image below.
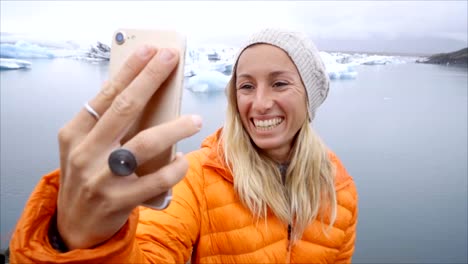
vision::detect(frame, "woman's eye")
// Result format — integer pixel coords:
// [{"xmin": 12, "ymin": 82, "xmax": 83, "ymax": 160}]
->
[
  {"xmin": 239, "ymin": 84, "xmax": 254, "ymax": 90},
  {"xmin": 273, "ymin": 82, "xmax": 288, "ymax": 87}
]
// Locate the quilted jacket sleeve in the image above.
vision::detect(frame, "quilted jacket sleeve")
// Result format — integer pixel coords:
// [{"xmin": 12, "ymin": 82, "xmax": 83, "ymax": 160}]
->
[
  {"xmin": 334, "ymin": 180, "xmax": 358, "ymax": 263},
  {"xmin": 9, "ymin": 152, "xmax": 205, "ymax": 263},
  {"xmin": 332, "ymin": 152, "xmax": 359, "ymax": 264}
]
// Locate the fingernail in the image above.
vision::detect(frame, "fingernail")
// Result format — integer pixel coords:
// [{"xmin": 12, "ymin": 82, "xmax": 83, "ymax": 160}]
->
[
  {"xmin": 159, "ymin": 49, "xmax": 175, "ymax": 62},
  {"xmin": 191, "ymin": 115, "xmax": 203, "ymax": 129},
  {"xmin": 137, "ymin": 45, "xmax": 151, "ymax": 59}
]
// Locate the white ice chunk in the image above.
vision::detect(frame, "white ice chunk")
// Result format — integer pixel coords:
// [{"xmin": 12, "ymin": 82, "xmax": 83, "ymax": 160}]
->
[
  {"xmin": 0, "ymin": 41, "xmax": 56, "ymax": 59},
  {"xmin": 320, "ymin": 51, "xmax": 358, "ymax": 80},
  {"xmin": 185, "ymin": 70, "xmax": 230, "ymax": 93},
  {"xmin": 0, "ymin": 58, "xmax": 32, "ymax": 70}
]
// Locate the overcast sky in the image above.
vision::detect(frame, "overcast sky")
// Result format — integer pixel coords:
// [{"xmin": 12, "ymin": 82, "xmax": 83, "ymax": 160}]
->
[{"xmin": 1, "ymin": 1, "xmax": 467, "ymax": 54}]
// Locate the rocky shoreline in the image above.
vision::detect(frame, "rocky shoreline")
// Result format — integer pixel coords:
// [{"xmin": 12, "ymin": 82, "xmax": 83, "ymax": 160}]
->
[{"xmin": 417, "ymin": 47, "xmax": 467, "ymax": 66}]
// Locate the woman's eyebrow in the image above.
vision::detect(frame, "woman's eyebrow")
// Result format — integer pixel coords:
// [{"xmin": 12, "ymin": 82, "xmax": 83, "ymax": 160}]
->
[
  {"xmin": 269, "ymin": 70, "xmax": 295, "ymax": 78},
  {"xmin": 238, "ymin": 71, "xmax": 295, "ymax": 80},
  {"xmin": 237, "ymin": 73, "xmax": 253, "ymax": 79}
]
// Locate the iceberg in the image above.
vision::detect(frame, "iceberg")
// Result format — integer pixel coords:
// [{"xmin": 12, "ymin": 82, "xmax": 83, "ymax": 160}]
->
[
  {"xmin": 185, "ymin": 70, "xmax": 230, "ymax": 93},
  {"xmin": 85, "ymin": 42, "xmax": 110, "ymax": 60},
  {"xmin": 0, "ymin": 58, "xmax": 32, "ymax": 70},
  {"xmin": 185, "ymin": 46, "xmax": 235, "ymax": 77},
  {"xmin": 0, "ymin": 40, "xmax": 110, "ymax": 61},
  {"xmin": 330, "ymin": 52, "xmax": 408, "ymax": 66},
  {"xmin": 1, "ymin": 33, "xmax": 82, "ymax": 50},
  {"xmin": 185, "ymin": 60, "xmax": 233, "ymax": 77},
  {"xmin": 0, "ymin": 32, "xmax": 110, "ymax": 61},
  {"xmin": 319, "ymin": 52, "xmax": 358, "ymax": 80},
  {"xmin": 317, "ymin": 51, "xmax": 412, "ymax": 79},
  {"xmin": 0, "ymin": 41, "xmax": 55, "ymax": 59},
  {"xmin": 354, "ymin": 55, "xmax": 396, "ymax": 65}
]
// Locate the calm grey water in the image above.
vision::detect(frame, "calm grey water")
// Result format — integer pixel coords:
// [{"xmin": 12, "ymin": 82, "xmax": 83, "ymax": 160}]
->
[{"xmin": 1, "ymin": 59, "xmax": 467, "ymax": 263}]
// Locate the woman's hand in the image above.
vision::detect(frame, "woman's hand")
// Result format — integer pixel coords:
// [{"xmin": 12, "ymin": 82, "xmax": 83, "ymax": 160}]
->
[{"xmin": 56, "ymin": 46, "xmax": 202, "ymax": 250}]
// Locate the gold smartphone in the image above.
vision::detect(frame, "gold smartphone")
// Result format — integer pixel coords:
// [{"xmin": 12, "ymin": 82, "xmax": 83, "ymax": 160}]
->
[{"xmin": 108, "ymin": 28, "xmax": 186, "ymax": 209}]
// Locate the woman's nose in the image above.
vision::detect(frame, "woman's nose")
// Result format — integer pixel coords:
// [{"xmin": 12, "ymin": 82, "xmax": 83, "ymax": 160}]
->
[{"xmin": 252, "ymin": 86, "xmax": 274, "ymax": 113}]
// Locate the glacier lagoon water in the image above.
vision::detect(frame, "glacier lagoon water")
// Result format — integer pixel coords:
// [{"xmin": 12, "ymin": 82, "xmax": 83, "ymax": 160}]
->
[{"xmin": 1, "ymin": 58, "xmax": 467, "ymax": 263}]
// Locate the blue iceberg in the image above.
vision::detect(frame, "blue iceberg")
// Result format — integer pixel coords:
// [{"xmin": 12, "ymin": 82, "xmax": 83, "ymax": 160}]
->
[
  {"xmin": 0, "ymin": 41, "xmax": 55, "ymax": 59},
  {"xmin": 185, "ymin": 70, "xmax": 230, "ymax": 93},
  {"xmin": 0, "ymin": 58, "xmax": 32, "ymax": 70},
  {"xmin": 319, "ymin": 52, "xmax": 358, "ymax": 80},
  {"xmin": 0, "ymin": 33, "xmax": 109, "ymax": 61}
]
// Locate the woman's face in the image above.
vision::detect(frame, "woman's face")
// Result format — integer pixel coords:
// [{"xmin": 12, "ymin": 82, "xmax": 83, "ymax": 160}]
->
[{"xmin": 235, "ymin": 44, "xmax": 308, "ymax": 162}]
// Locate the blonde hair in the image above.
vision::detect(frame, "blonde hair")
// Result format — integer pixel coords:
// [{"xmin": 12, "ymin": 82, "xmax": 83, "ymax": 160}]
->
[{"xmin": 221, "ymin": 78, "xmax": 337, "ymax": 243}]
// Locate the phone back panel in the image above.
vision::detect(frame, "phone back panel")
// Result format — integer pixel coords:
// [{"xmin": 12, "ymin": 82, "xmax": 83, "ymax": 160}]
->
[{"xmin": 108, "ymin": 29, "xmax": 186, "ymax": 176}]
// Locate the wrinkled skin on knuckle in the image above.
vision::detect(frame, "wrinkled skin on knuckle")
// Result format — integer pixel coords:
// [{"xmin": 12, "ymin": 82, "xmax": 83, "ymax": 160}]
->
[
  {"xmin": 111, "ymin": 93, "xmax": 141, "ymax": 117},
  {"xmin": 58, "ymin": 125, "xmax": 74, "ymax": 146},
  {"xmin": 158, "ymin": 161, "xmax": 188, "ymax": 189},
  {"xmin": 144, "ymin": 64, "xmax": 165, "ymax": 83},
  {"xmin": 100, "ymin": 190, "xmax": 125, "ymax": 215},
  {"xmin": 80, "ymin": 177, "xmax": 109, "ymax": 204},
  {"xmin": 99, "ymin": 80, "xmax": 121, "ymax": 102},
  {"xmin": 80, "ymin": 180, "xmax": 96, "ymax": 200},
  {"xmin": 68, "ymin": 147, "xmax": 90, "ymax": 171},
  {"xmin": 154, "ymin": 170, "xmax": 173, "ymax": 190},
  {"xmin": 133, "ymin": 130, "xmax": 160, "ymax": 155},
  {"xmin": 71, "ymin": 174, "xmax": 121, "ymax": 217},
  {"xmin": 122, "ymin": 60, "xmax": 138, "ymax": 77}
]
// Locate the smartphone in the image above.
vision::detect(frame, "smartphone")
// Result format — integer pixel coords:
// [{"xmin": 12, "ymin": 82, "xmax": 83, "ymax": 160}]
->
[{"xmin": 108, "ymin": 28, "xmax": 186, "ymax": 210}]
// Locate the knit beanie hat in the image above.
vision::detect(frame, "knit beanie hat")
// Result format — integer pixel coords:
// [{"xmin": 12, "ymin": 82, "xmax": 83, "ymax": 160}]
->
[{"xmin": 232, "ymin": 28, "xmax": 330, "ymax": 121}]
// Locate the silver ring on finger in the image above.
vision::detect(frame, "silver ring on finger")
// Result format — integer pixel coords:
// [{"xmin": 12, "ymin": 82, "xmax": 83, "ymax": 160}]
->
[
  {"xmin": 108, "ymin": 148, "xmax": 138, "ymax": 176},
  {"xmin": 84, "ymin": 101, "xmax": 100, "ymax": 120}
]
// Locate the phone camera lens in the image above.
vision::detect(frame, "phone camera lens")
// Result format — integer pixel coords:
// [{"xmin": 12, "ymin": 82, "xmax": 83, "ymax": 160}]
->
[{"xmin": 115, "ymin": 32, "xmax": 125, "ymax": 45}]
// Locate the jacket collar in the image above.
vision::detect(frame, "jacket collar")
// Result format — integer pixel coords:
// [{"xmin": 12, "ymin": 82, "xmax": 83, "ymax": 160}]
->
[{"xmin": 200, "ymin": 128, "xmax": 234, "ymax": 183}]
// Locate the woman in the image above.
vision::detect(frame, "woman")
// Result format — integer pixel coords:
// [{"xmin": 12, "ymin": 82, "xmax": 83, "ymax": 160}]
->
[{"xmin": 9, "ymin": 28, "xmax": 358, "ymax": 263}]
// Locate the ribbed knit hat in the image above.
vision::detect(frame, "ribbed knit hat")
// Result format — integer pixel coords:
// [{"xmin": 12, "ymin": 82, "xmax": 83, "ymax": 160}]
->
[{"xmin": 233, "ymin": 28, "xmax": 330, "ymax": 121}]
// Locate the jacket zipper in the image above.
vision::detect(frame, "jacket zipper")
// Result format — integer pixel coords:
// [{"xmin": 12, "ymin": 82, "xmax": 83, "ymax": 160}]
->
[{"xmin": 286, "ymin": 223, "xmax": 292, "ymax": 264}]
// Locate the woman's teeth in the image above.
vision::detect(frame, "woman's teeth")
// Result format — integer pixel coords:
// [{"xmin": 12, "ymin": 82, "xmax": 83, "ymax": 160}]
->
[{"xmin": 253, "ymin": 118, "xmax": 284, "ymax": 130}]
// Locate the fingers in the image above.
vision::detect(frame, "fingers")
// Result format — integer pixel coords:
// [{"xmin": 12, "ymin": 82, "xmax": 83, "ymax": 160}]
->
[
  {"xmin": 87, "ymin": 48, "xmax": 180, "ymax": 149},
  {"xmin": 65, "ymin": 46, "xmax": 157, "ymax": 138},
  {"xmin": 120, "ymin": 152, "xmax": 189, "ymax": 207},
  {"xmin": 92, "ymin": 46, "xmax": 158, "ymax": 116},
  {"xmin": 122, "ymin": 115, "xmax": 202, "ymax": 166},
  {"xmin": 99, "ymin": 115, "xmax": 202, "ymax": 208}
]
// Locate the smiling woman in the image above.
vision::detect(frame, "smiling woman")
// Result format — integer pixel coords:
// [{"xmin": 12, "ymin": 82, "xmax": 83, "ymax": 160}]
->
[
  {"xmin": 235, "ymin": 45, "xmax": 309, "ymax": 162},
  {"xmin": 223, "ymin": 29, "xmax": 345, "ymax": 250}
]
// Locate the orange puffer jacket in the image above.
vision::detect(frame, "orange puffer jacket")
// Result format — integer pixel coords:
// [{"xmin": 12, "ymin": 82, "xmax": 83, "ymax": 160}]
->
[{"xmin": 10, "ymin": 129, "xmax": 358, "ymax": 263}]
